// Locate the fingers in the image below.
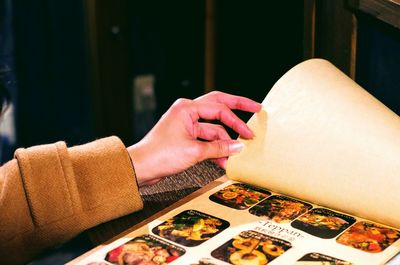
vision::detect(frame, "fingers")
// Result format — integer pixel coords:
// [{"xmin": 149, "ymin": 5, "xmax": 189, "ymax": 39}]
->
[
  {"xmin": 193, "ymin": 102, "xmax": 255, "ymax": 139},
  {"xmin": 193, "ymin": 123, "xmax": 242, "ymax": 169},
  {"xmin": 195, "ymin": 140, "xmax": 244, "ymax": 162},
  {"xmin": 170, "ymin": 91, "xmax": 260, "ymax": 138},
  {"xmin": 196, "ymin": 91, "xmax": 262, "ymax": 113},
  {"xmin": 194, "ymin": 123, "xmax": 231, "ymax": 141}
]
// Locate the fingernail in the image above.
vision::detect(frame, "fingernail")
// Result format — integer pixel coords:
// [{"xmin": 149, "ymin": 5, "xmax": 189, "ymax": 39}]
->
[
  {"xmin": 229, "ymin": 141, "xmax": 244, "ymax": 154},
  {"xmin": 242, "ymin": 124, "xmax": 255, "ymax": 139},
  {"xmin": 248, "ymin": 128, "xmax": 255, "ymax": 138}
]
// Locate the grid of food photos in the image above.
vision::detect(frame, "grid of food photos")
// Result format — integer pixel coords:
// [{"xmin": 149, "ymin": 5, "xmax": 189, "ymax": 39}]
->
[{"xmin": 78, "ymin": 180, "xmax": 400, "ymax": 265}]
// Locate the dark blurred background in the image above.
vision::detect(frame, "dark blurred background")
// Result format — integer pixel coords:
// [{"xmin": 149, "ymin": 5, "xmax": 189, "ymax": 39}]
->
[{"xmin": 1, "ymin": 0, "xmax": 400, "ymax": 162}]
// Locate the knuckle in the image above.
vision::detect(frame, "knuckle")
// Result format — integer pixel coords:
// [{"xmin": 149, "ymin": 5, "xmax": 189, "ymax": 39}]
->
[
  {"xmin": 170, "ymin": 98, "xmax": 191, "ymax": 112},
  {"xmin": 216, "ymin": 141, "xmax": 229, "ymax": 156},
  {"xmin": 209, "ymin": 90, "xmax": 224, "ymax": 100},
  {"xmin": 215, "ymin": 124, "xmax": 225, "ymax": 131},
  {"xmin": 192, "ymin": 144, "xmax": 205, "ymax": 160},
  {"xmin": 231, "ymin": 120, "xmax": 240, "ymax": 129},
  {"xmin": 209, "ymin": 90, "xmax": 222, "ymax": 96},
  {"xmin": 172, "ymin": 98, "xmax": 190, "ymax": 107},
  {"xmin": 199, "ymin": 90, "xmax": 223, "ymax": 102},
  {"xmin": 214, "ymin": 124, "xmax": 228, "ymax": 138}
]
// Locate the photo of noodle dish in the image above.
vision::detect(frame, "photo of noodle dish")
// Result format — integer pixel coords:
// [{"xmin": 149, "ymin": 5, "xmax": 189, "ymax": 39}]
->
[
  {"xmin": 209, "ymin": 183, "xmax": 271, "ymax": 210},
  {"xmin": 104, "ymin": 235, "xmax": 185, "ymax": 265},
  {"xmin": 152, "ymin": 210, "xmax": 230, "ymax": 247},
  {"xmin": 211, "ymin": 230, "xmax": 291, "ymax": 265}
]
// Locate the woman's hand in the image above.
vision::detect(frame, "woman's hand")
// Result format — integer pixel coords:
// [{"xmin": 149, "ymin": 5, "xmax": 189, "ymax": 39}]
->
[{"xmin": 127, "ymin": 91, "xmax": 261, "ymax": 186}]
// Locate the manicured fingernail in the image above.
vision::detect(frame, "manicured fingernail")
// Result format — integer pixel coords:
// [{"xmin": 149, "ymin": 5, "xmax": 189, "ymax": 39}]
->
[{"xmin": 229, "ymin": 141, "xmax": 244, "ymax": 154}]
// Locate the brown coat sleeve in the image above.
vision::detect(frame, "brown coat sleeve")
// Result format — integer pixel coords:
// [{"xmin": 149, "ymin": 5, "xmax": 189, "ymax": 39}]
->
[{"xmin": 0, "ymin": 136, "xmax": 143, "ymax": 265}]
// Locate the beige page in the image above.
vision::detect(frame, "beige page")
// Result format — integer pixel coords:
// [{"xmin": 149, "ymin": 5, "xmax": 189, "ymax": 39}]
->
[{"xmin": 226, "ymin": 58, "xmax": 400, "ymax": 230}]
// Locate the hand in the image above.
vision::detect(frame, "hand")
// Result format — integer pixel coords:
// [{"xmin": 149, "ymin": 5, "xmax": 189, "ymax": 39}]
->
[{"xmin": 127, "ymin": 91, "xmax": 261, "ymax": 186}]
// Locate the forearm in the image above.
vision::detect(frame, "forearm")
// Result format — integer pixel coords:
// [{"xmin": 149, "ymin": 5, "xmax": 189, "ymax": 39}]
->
[{"xmin": 0, "ymin": 136, "xmax": 143, "ymax": 265}]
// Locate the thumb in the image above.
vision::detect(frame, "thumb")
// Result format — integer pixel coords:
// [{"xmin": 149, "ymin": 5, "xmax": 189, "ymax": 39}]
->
[{"xmin": 197, "ymin": 140, "xmax": 244, "ymax": 160}]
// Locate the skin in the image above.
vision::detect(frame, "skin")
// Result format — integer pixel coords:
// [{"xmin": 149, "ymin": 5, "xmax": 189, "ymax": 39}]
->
[{"xmin": 128, "ymin": 91, "xmax": 262, "ymax": 186}]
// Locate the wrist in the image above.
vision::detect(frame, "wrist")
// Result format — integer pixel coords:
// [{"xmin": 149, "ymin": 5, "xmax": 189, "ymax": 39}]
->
[{"xmin": 127, "ymin": 140, "xmax": 158, "ymax": 187}]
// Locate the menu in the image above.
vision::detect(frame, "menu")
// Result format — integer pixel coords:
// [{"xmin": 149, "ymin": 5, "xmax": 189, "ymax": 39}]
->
[{"xmin": 70, "ymin": 59, "xmax": 400, "ymax": 265}]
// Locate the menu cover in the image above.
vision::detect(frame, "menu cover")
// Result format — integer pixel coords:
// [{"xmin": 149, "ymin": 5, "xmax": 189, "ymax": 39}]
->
[{"xmin": 70, "ymin": 59, "xmax": 400, "ymax": 265}]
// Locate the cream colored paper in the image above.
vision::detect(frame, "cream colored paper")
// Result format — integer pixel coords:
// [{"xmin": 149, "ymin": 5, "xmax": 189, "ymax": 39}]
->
[{"xmin": 227, "ymin": 59, "xmax": 400, "ymax": 230}]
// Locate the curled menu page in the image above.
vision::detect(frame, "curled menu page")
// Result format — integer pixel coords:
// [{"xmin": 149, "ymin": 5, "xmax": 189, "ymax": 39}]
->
[{"xmin": 226, "ymin": 59, "xmax": 400, "ymax": 230}]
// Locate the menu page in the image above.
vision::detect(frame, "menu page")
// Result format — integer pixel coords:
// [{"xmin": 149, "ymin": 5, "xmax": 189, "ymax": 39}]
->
[
  {"xmin": 72, "ymin": 179, "xmax": 400, "ymax": 265},
  {"xmin": 227, "ymin": 59, "xmax": 400, "ymax": 230}
]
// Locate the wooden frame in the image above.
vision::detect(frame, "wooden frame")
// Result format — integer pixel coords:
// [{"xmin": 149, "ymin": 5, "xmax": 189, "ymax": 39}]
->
[
  {"xmin": 303, "ymin": 0, "xmax": 357, "ymax": 79},
  {"xmin": 348, "ymin": 0, "xmax": 400, "ymax": 29},
  {"xmin": 304, "ymin": 0, "xmax": 400, "ymax": 80},
  {"xmin": 204, "ymin": 0, "xmax": 215, "ymax": 93}
]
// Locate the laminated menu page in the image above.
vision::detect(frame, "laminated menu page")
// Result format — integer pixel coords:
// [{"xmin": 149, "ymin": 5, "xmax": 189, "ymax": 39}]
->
[{"xmin": 70, "ymin": 59, "xmax": 400, "ymax": 265}]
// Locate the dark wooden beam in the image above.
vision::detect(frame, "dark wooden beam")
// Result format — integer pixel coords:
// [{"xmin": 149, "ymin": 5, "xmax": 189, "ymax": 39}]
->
[
  {"xmin": 313, "ymin": 0, "xmax": 357, "ymax": 78},
  {"xmin": 204, "ymin": 0, "xmax": 215, "ymax": 93},
  {"xmin": 303, "ymin": 0, "xmax": 316, "ymax": 59},
  {"xmin": 348, "ymin": 0, "xmax": 400, "ymax": 29}
]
